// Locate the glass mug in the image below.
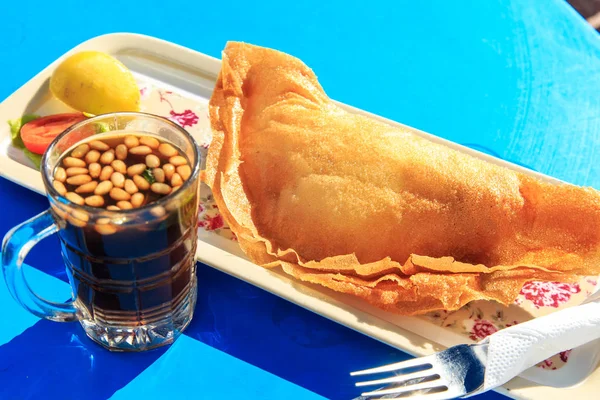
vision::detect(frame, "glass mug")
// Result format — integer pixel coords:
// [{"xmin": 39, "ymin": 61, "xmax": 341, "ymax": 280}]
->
[{"xmin": 1, "ymin": 112, "xmax": 201, "ymax": 351}]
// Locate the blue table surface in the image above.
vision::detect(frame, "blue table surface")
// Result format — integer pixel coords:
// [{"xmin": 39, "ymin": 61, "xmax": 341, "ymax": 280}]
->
[{"xmin": 1, "ymin": 0, "xmax": 599, "ymax": 399}]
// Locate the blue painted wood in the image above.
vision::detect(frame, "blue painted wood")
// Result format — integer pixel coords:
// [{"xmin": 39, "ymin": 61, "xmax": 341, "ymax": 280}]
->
[{"xmin": 0, "ymin": 0, "xmax": 597, "ymax": 398}]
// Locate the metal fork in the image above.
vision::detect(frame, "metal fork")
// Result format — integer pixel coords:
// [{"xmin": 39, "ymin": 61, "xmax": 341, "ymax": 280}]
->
[{"xmin": 351, "ymin": 343, "xmax": 488, "ymax": 399}]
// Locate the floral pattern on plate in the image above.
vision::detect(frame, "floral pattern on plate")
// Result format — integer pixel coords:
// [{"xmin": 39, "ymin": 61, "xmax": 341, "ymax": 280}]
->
[
  {"xmin": 197, "ymin": 191, "xmax": 236, "ymax": 241},
  {"xmin": 139, "ymin": 83, "xmax": 212, "ymax": 148},
  {"xmin": 424, "ymin": 277, "xmax": 597, "ymax": 370}
]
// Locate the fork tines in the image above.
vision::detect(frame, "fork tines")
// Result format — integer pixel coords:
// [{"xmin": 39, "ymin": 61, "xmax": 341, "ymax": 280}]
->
[
  {"xmin": 350, "ymin": 344, "xmax": 486, "ymax": 399},
  {"xmin": 352, "ymin": 356, "xmax": 453, "ymax": 398}
]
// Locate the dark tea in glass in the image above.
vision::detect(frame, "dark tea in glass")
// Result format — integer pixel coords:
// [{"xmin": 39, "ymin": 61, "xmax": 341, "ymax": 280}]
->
[{"xmin": 2, "ymin": 113, "xmax": 201, "ymax": 351}]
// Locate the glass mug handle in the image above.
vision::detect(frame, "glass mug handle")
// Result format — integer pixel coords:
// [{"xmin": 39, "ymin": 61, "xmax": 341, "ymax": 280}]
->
[{"xmin": 1, "ymin": 210, "xmax": 79, "ymax": 322}]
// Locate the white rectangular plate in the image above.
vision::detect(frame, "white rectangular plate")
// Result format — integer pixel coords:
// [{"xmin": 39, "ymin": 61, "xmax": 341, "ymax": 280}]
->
[{"xmin": 1, "ymin": 33, "xmax": 598, "ymax": 400}]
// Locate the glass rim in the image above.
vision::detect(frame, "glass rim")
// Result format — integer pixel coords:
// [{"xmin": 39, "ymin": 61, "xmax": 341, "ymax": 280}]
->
[{"xmin": 41, "ymin": 111, "xmax": 201, "ymax": 215}]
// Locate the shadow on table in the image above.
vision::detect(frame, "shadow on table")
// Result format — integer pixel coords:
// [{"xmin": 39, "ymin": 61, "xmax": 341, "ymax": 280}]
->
[
  {"xmin": 0, "ymin": 260, "xmax": 509, "ymax": 400},
  {"xmin": 0, "ymin": 318, "xmax": 167, "ymax": 400},
  {"xmin": 185, "ymin": 265, "xmax": 510, "ymax": 400},
  {"xmin": 0, "ymin": 177, "xmax": 68, "ymax": 282}
]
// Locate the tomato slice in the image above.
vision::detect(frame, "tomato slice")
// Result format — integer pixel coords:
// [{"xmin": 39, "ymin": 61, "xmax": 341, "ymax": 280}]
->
[{"xmin": 20, "ymin": 113, "xmax": 87, "ymax": 155}]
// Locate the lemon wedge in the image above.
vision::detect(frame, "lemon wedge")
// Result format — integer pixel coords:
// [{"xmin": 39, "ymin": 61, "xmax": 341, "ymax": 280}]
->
[{"xmin": 50, "ymin": 51, "xmax": 140, "ymax": 115}]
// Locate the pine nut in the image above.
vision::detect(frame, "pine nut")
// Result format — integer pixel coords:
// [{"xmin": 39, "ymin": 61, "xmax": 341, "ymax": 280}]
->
[
  {"xmin": 66, "ymin": 167, "xmax": 88, "ymax": 176},
  {"xmin": 151, "ymin": 182, "xmax": 171, "ymax": 195},
  {"xmin": 53, "ymin": 180, "xmax": 67, "ymax": 196},
  {"xmin": 129, "ymin": 145, "xmax": 152, "ymax": 155},
  {"xmin": 177, "ymin": 165, "xmax": 191, "ymax": 181},
  {"xmin": 100, "ymin": 166, "xmax": 114, "ymax": 181},
  {"xmin": 94, "ymin": 180, "xmax": 113, "ymax": 196},
  {"xmin": 110, "ymin": 188, "xmax": 131, "ymax": 201},
  {"xmin": 115, "ymin": 144, "xmax": 128, "ymax": 160},
  {"xmin": 117, "ymin": 201, "xmax": 133, "ymax": 210},
  {"xmin": 89, "ymin": 163, "xmax": 101, "ymax": 178},
  {"xmin": 127, "ymin": 163, "xmax": 147, "ymax": 177},
  {"xmin": 71, "ymin": 144, "xmax": 90, "ymax": 158},
  {"xmin": 171, "ymin": 173, "xmax": 183, "ymax": 187},
  {"xmin": 85, "ymin": 150, "xmax": 101, "ymax": 164},
  {"xmin": 111, "ymin": 159, "xmax": 127, "ymax": 174},
  {"xmin": 66, "ymin": 174, "xmax": 92, "ymax": 186},
  {"xmin": 169, "ymin": 156, "xmax": 187, "ymax": 166},
  {"xmin": 133, "ymin": 174, "xmax": 150, "ymax": 190},
  {"xmin": 100, "ymin": 149, "xmax": 115, "ymax": 165},
  {"xmin": 145, "ymin": 154, "xmax": 160, "ymax": 169},
  {"xmin": 54, "ymin": 167, "xmax": 66, "ymax": 182},
  {"xmin": 85, "ymin": 195, "xmax": 105, "ymax": 207},
  {"xmin": 124, "ymin": 179, "xmax": 138, "ymax": 194},
  {"xmin": 96, "ymin": 217, "xmax": 111, "ymax": 225},
  {"xmin": 106, "ymin": 205, "xmax": 121, "ymax": 211},
  {"xmin": 150, "ymin": 206, "xmax": 166, "ymax": 218},
  {"xmin": 89, "ymin": 140, "xmax": 110, "ymax": 151},
  {"xmin": 158, "ymin": 143, "xmax": 178, "ymax": 158},
  {"xmin": 51, "ymin": 204, "xmax": 68, "ymax": 220},
  {"xmin": 68, "ymin": 212, "xmax": 88, "ymax": 227},
  {"xmin": 124, "ymin": 135, "xmax": 139, "ymax": 148},
  {"xmin": 140, "ymin": 136, "xmax": 160, "ymax": 149},
  {"xmin": 65, "ymin": 192, "xmax": 85, "ymax": 205},
  {"xmin": 111, "ymin": 172, "xmax": 125, "ymax": 188},
  {"xmin": 63, "ymin": 157, "xmax": 86, "ymax": 168},
  {"xmin": 131, "ymin": 192, "xmax": 145, "ymax": 208},
  {"xmin": 152, "ymin": 168, "xmax": 165, "ymax": 183},
  {"xmin": 75, "ymin": 181, "xmax": 98, "ymax": 194},
  {"xmin": 71, "ymin": 209, "xmax": 89, "ymax": 223},
  {"xmin": 95, "ymin": 219, "xmax": 117, "ymax": 235},
  {"xmin": 162, "ymin": 164, "xmax": 175, "ymax": 180}
]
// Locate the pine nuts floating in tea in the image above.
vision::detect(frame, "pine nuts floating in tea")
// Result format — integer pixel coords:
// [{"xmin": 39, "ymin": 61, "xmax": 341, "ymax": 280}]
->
[{"xmin": 53, "ymin": 133, "xmax": 191, "ymax": 211}]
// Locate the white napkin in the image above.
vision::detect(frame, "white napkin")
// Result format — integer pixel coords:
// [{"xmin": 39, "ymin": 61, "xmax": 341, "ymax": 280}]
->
[{"xmin": 478, "ymin": 300, "xmax": 600, "ymax": 391}]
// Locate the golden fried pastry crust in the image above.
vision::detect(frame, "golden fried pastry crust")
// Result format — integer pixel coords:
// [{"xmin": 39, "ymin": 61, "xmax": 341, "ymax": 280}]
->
[{"xmin": 206, "ymin": 42, "xmax": 600, "ymax": 315}]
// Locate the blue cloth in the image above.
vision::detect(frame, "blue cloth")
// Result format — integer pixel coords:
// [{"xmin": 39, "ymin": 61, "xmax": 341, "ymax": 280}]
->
[{"xmin": 1, "ymin": 0, "xmax": 597, "ymax": 398}]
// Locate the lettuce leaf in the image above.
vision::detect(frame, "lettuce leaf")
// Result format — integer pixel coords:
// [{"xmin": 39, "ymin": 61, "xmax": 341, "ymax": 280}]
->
[
  {"xmin": 8, "ymin": 114, "xmax": 39, "ymax": 146},
  {"xmin": 23, "ymin": 148, "xmax": 42, "ymax": 169},
  {"xmin": 8, "ymin": 114, "xmax": 42, "ymax": 169}
]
